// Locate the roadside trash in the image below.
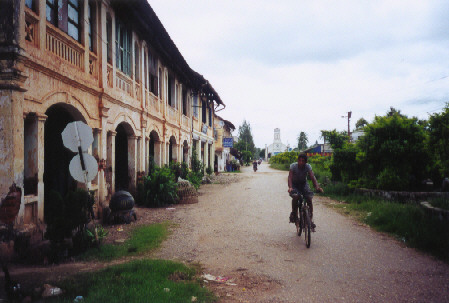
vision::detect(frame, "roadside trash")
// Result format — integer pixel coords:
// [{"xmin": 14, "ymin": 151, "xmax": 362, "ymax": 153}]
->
[
  {"xmin": 164, "ymin": 288, "xmax": 170, "ymax": 292},
  {"xmin": 202, "ymin": 273, "xmax": 235, "ymax": 285},
  {"xmin": 117, "ymin": 227, "xmax": 123, "ymax": 232},
  {"xmin": 242, "ymin": 288, "xmax": 246, "ymax": 291},
  {"xmin": 367, "ymin": 212, "xmax": 372, "ymax": 217},
  {"xmin": 73, "ymin": 296, "xmax": 84, "ymax": 302},
  {"xmin": 191, "ymin": 296, "xmax": 197, "ymax": 302},
  {"xmin": 41, "ymin": 284, "xmax": 63, "ymax": 297},
  {"xmin": 166, "ymin": 208, "xmax": 176, "ymax": 211}
]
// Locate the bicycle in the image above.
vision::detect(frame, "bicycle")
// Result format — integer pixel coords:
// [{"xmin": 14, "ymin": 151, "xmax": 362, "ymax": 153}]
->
[{"xmin": 290, "ymin": 190, "xmax": 312, "ymax": 248}]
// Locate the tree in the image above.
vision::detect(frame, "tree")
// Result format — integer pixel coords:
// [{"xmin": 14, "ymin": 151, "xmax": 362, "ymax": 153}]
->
[
  {"xmin": 427, "ymin": 103, "xmax": 449, "ymax": 183},
  {"xmin": 357, "ymin": 110, "xmax": 429, "ymax": 190},
  {"xmin": 297, "ymin": 132, "xmax": 308, "ymax": 151},
  {"xmin": 234, "ymin": 120, "xmax": 256, "ymax": 157},
  {"xmin": 355, "ymin": 118, "xmax": 368, "ymax": 129},
  {"xmin": 320, "ymin": 129, "xmax": 348, "ymax": 149}
]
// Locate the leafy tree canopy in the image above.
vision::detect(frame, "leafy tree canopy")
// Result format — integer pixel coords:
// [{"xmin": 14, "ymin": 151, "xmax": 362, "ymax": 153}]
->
[
  {"xmin": 297, "ymin": 132, "xmax": 308, "ymax": 151},
  {"xmin": 427, "ymin": 103, "xmax": 449, "ymax": 179},
  {"xmin": 234, "ymin": 120, "xmax": 256, "ymax": 157},
  {"xmin": 321, "ymin": 129, "xmax": 349, "ymax": 149},
  {"xmin": 355, "ymin": 118, "xmax": 368, "ymax": 129},
  {"xmin": 357, "ymin": 111, "xmax": 429, "ymax": 190}
]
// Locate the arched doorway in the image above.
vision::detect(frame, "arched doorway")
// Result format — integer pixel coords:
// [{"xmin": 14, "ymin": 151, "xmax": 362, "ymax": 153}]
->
[
  {"xmin": 148, "ymin": 130, "xmax": 160, "ymax": 169},
  {"xmin": 169, "ymin": 136, "xmax": 177, "ymax": 163},
  {"xmin": 115, "ymin": 123, "xmax": 132, "ymax": 191},
  {"xmin": 44, "ymin": 103, "xmax": 85, "ymax": 221}
]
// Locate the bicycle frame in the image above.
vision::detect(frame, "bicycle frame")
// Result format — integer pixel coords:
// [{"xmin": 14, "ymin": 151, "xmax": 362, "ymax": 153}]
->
[{"xmin": 290, "ymin": 191, "xmax": 311, "ymax": 248}]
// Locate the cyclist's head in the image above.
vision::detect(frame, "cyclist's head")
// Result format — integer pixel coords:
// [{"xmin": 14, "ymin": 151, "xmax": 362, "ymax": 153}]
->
[{"xmin": 298, "ymin": 153, "xmax": 308, "ymax": 164}]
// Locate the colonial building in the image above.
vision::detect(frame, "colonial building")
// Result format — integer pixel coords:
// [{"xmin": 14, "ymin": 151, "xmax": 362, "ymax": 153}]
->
[
  {"xmin": 0, "ymin": 0, "xmax": 224, "ymax": 233},
  {"xmin": 266, "ymin": 128, "xmax": 288, "ymax": 158},
  {"xmin": 214, "ymin": 114, "xmax": 235, "ymax": 172}
]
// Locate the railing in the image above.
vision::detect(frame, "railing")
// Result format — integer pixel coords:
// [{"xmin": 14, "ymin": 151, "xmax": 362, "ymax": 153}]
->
[
  {"xmin": 149, "ymin": 96, "xmax": 160, "ymax": 113},
  {"xmin": 107, "ymin": 64, "xmax": 113, "ymax": 88},
  {"xmin": 116, "ymin": 71, "xmax": 133, "ymax": 97},
  {"xmin": 167, "ymin": 106, "xmax": 179, "ymax": 123},
  {"xmin": 88, "ymin": 53, "xmax": 98, "ymax": 78},
  {"xmin": 145, "ymin": 88, "xmax": 149, "ymax": 107},
  {"xmin": 46, "ymin": 25, "xmax": 84, "ymax": 70},
  {"xmin": 182, "ymin": 115, "xmax": 190, "ymax": 128}
]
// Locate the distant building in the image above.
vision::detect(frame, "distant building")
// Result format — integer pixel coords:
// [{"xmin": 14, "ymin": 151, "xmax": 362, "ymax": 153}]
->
[
  {"xmin": 351, "ymin": 129, "xmax": 365, "ymax": 142},
  {"xmin": 214, "ymin": 115, "xmax": 235, "ymax": 172},
  {"xmin": 303, "ymin": 143, "xmax": 333, "ymax": 156},
  {"xmin": 266, "ymin": 128, "xmax": 288, "ymax": 158}
]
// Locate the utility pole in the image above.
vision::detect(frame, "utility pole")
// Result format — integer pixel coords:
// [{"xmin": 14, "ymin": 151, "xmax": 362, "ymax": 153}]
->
[{"xmin": 342, "ymin": 111, "xmax": 352, "ymax": 142}]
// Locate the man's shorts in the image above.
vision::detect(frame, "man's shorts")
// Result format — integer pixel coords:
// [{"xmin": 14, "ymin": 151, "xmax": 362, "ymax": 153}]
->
[{"xmin": 293, "ymin": 183, "xmax": 314, "ymax": 200}]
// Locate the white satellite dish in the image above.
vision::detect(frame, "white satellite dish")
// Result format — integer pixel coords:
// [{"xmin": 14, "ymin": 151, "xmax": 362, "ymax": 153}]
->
[
  {"xmin": 62, "ymin": 121, "xmax": 98, "ymax": 184},
  {"xmin": 218, "ymin": 120, "xmax": 225, "ymax": 127}
]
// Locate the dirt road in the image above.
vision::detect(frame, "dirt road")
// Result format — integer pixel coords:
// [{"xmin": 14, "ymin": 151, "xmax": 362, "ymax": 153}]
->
[{"xmin": 155, "ymin": 163, "xmax": 449, "ymax": 302}]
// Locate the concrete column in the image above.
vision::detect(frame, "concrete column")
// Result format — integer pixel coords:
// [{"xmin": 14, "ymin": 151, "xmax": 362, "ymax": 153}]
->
[
  {"xmin": 93, "ymin": 128, "xmax": 106, "ymax": 205},
  {"xmin": 136, "ymin": 135, "xmax": 142, "ymax": 173},
  {"xmin": 107, "ymin": 131, "xmax": 116, "ymax": 195},
  {"xmin": 36, "ymin": 113, "xmax": 47, "ymax": 222},
  {"xmin": 128, "ymin": 135, "xmax": 138, "ymax": 194},
  {"xmin": 155, "ymin": 140, "xmax": 161, "ymax": 167}
]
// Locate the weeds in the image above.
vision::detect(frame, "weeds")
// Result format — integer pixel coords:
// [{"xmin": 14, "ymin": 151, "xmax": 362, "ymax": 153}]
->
[
  {"xmin": 325, "ymin": 193, "xmax": 449, "ymax": 262},
  {"xmin": 78, "ymin": 223, "xmax": 170, "ymax": 261},
  {"xmin": 47, "ymin": 259, "xmax": 216, "ymax": 303}
]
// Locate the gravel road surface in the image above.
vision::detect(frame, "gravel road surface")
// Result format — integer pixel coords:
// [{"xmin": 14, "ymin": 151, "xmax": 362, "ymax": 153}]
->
[{"xmin": 155, "ymin": 163, "xmax": 449, "ymax": 302}]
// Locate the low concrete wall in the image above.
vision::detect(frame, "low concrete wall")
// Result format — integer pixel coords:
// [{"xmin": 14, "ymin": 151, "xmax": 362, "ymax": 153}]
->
[
  {"xmin": 420, "ymin": 202, "xmax": 449, "ymax": 221},
  {"xmin": 355, "ymin": 188, "xmax": 449, "ymax": 204}
]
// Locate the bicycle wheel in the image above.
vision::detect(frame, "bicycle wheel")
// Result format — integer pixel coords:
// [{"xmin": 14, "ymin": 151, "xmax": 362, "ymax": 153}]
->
[
  {"xmin": 304, "ymin": 209, "xmax": 311, "ymax": 248},
  {"xmin": 296, "ymin": 212, "xmax": 302, "ymax": 236}
]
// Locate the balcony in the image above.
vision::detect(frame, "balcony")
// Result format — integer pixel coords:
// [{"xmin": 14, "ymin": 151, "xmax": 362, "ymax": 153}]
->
[
  {"xmin": 116, "ymin": 71, "xmax": 133, "ymax": 97},
  {"xmin": 46, "ymin": 25, "xmax": 84, "ymax": 70},
  {"xmin": 167, "ymin": 106, "xmax": 179, "ymax": 123},
  {"xmin": 182, "ymin": 115, "xmax": 190, "ymax": 129}
]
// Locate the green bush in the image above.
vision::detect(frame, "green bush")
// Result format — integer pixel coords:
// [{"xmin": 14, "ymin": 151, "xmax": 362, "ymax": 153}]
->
[
  {"xmin": 45, "ymin": 189, "xmax": 94, "ymax": 244},
  {"xmin": 169, "ymin": 161, "xmax": 182, "ymax": 181},
  {"xmin": 269, "ymin": 151, "xmax": 299, "ymax": 165},
  {"xmin": 206, "ymin": 165, "xmax": 213, "ymax": 175},
  {"xmin": 138, "ymin": 167, "xmax": 178, "ymax": 207},
  {"xmin": 180, "ymin": 162, "xmax": 189, "ymax": 179},
  {"xmin": 186, "ymin": 171, "xmax": 202, "ymax": 189},
  {"xmin": 191, "ymin": 147, "xmax": 204, "ymax": 177}
]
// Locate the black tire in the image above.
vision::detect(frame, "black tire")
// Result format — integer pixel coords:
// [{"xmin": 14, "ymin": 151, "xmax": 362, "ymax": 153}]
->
[
  {"xmin": 297, "ymin": 213, "xmax": 303, "ymax": 236},
  {"xmin": 304, "ymin": 210, "xmax": 311, "ymax": 248}
]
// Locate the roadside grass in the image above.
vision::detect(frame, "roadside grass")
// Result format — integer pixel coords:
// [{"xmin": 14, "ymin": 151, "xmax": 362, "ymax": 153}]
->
[
  {"xmin": 78, "ymin": 222, "xmax": 171, "ymax": 261},
  {"xmin": 269, "ymin": 163, "xmax": 290, "ymax": 171},
  {"xmin": 46, "ymin": 259, "xmax": 217, "ymax": 303},
  {"xmin": 322, "ymin": 184, "xmax": 449, "ymax": 262}
]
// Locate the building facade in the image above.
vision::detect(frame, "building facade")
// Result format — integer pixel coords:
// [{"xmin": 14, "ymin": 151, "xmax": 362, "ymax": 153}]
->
[
  {"xmin": 0, "ymin": 0, "xmax": 223, "ymax": 233},
  {"xmin": 214, "ymin": 115, "xmax": 235, "ymax": 172}
]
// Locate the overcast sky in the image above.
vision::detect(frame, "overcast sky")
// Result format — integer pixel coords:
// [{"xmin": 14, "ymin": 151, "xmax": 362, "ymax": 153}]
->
[{"xmin": 149, "ymin": 0, "xmax": 449, "ymax": 148}]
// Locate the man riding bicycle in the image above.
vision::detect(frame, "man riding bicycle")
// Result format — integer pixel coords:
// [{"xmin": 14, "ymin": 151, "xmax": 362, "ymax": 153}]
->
[{"xmin": 288, "ymin": 153, "xmax": 323, "ymax": 229}]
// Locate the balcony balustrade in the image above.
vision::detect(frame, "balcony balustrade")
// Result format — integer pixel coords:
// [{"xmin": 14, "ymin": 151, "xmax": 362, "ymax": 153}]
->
[
  {"xmin": 182, "ymin": 115, "xmax": 190, "ymax": 128},
  {"xmin": 116, "ymin": 71, "xmax": 133, "ymax": 97},
  {"xmin": 167, "ymin": 106, "xmax": 179, "ymax": 123},
  {"xmin": 46, "ymin": 26, "xmax": 84, "ymax": 70}
]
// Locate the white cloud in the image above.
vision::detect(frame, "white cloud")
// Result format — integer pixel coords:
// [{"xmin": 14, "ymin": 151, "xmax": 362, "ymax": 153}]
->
[{"xmin": 149, "ymin": 0, "xmax": 449, "ymax": 147}]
